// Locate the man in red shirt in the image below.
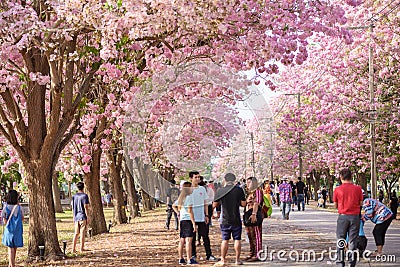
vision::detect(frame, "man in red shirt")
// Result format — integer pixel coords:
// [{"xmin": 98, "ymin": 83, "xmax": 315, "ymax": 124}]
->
[{"xmin": 333, "ymin": 168, "xmax": 363, "ymax": 267}]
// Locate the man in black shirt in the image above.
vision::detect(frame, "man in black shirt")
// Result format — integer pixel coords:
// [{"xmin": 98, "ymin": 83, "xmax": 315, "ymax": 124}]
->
[
  {"xmin": 213, "ymin": 173, "xmax": 246, "ymax": 265},
  {"xmin": 296, "ymin": 177, "xmax": 306, "ymax": 211},
  {"xmin": 165, "ymin": 180, "xmax": 180, "ymax": 230}
]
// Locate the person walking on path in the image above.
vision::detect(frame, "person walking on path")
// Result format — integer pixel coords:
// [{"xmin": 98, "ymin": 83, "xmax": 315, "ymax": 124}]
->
[
  {"xmin": 166, "ymin": 180, "xmax": 180, "ymax": 230},
  {"xmin": 190, "ymin": 171, "xmax": 219, "ymax": 262},
  {"xmin": 2, "ymin": 190, "xmax": 24, "ymax": 267},
  {"xmin": 275, "ymin": 181, "xmax": 280, "ymax": 208},
  {"xmin": 278, "ymin": 177, "xmax": 292, "ymax": 220},
  {"xmin": 289, "ymin": 180, "xmax": 297, "ymax": 211},
  {"xmin": 172, "ymin": 181, "xmax": 197, "ymax": 265},
  {"xmin": 71, "ymin": 181, "xmax": 90, "ymax": 253},
  {"xmin": 105, "ymin": 192, "xmax": 112, "ymax": 208},
  {"xmin": 245, "ymin": 176, "xmax": 264, "ymax": 261},
  {"xmin": 154, "ymin": 187, "xmax": 161, "ymax": 208},
  {"xmin": 389, "ymin": 191, "xmax": 398, "ymax": 220},
  {"xmin": 304, "ymin": 185, "xmax": 310, "ymax": 205},
  {"xmin": 296, "ymin": 177, "xmax": 306, "ymax": 211},
  {"xmin": 333, "ymin": 168, "xmax": 363, "ymax": 267},
  {"xmin": 321, "ymin": 186, "xmax": 328, "ymax": 208},
  {"xmin": 213, "ymin": 173, "xmax": 246, "ymax": 266},
  {"xmin": 362, "ymin": 198, "xmax": 394, "ymax": 257}
]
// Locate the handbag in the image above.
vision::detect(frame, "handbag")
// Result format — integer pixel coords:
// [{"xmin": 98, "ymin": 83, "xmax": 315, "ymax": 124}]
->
[{"xmin": 243, "ymin": 206, "xmax": 263, "ymax": 227}]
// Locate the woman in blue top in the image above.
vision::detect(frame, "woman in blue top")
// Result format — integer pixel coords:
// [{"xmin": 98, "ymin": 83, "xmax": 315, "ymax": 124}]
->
[
  {"xmin": 173, "ymin": 182, "xmax": 196, "ymax": 265},
  {"xmin": 362, "ymin": 198, "xmax": 393, "ymax": 256},
  {"xmin": 2, "ymin": 190, "xmax": 24, "ymax": 267}
]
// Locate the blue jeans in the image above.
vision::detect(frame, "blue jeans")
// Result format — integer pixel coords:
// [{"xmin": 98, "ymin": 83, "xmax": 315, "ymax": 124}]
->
[
  {"xmin": 281, "ymin": 201, "xmax": 291, "ymax": 220},
  {"xmin": 297, "ymin": 194, "xmax": 305, "ymax": 211}
]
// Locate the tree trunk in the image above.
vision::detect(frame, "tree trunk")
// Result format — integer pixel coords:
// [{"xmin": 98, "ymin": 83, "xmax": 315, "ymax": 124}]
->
[
  {"xmin": 26, "ymin": 161, "xmax": 63, "ymax": 259},
  {"xmin": 355, "ymin": 172, "xmax": 368, "ymax": 192},
  {"xmin": 68, "ymin": 181, "xmax": 72, "ymax": 198},
  {"xmin": 125, "ymin": 162, "xmax": 140, "ymax": 218},
  {"xmin": 107, "ymin": 149, "xmax": 127, "ymax": 224},
  {"xmin": 134, "ymin": 157, "xmax": 153, "ymax": 211},
  {"xmin": 141, "ymin": 190, "xmax": 153, "ymax": 211},
  {"xmin": 84, "ymin": 148, "xmax": 107, "ymax": 235},
  {"xmin": 323, "ymin": 169, "xmax": 334, "ymax": 203},
  {"xmin": 312, "ymin": 169, "xmax": 321, "ymax": 201},
  {"xmin": 52, "ymin": 172, "xmax": 63, "ymax": 213}
]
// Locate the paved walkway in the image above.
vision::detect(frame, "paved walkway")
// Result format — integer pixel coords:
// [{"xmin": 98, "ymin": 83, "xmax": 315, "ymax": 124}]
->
[{"xmin": 240, "ymin": 203, "xmax": 400, "ymax": 267}]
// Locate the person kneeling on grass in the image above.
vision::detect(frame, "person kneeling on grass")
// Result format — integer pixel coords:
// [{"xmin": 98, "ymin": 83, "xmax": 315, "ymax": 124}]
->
[
  {"xmin": 173, "ymin": 182, "xmax": 198, "ymax": 265},
  {"xmin": 362, "ymin": 198, "xmax": 393, "ymax": 257}
]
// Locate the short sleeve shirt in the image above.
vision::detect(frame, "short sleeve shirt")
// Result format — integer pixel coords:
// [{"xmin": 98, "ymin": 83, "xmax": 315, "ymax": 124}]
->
[
  {"xmin": 333, "ymin": 183, "xmax": 363, "ymax": 215},
  {"xmin": 72, "ymin": 192, "xmax": 89, "ymax": 222},
  {"xmin": 191, "ymin": 186, "xmax": 207, "ymax": 222},
  {"xmin": 279, "ymin": 182, "xmax": 292, "ymax": 202},
  {"xmin": 214, "ymin": 185, "xmax": 246, "ymax": 226},
  {"xmin": 174, "ymin": 195, "xmax": 193, "ymax": 221}
]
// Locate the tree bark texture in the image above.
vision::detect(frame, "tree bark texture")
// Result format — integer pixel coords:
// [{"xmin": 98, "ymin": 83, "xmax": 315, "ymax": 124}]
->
[
  {"xmin": 124, "ymin": 162, "xmax": 140, "ymax": 218},
  {"xmin": 355, "ymin": 172, "xmax": 368, "ymax": 193},
  {"xmin": 311, "ymin": 169, "xmax": 321, "ymax": 201},
  {"xmin": 84, "ymin": 148, "xmax": 107, "ymax": 235},
  {"xmin": 107, "ymin": 149, "xmax": 127, "ymax": 224},
  {"xmin": 52, "ymin": 172, "xmax": 63, "ymax": 213},
  {"xmin": 25, "ymin": 161, "xmax": 63, "ymax": 259}
]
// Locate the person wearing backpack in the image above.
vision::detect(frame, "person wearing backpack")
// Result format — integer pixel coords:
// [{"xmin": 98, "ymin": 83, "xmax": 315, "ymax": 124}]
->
[{"xmin": 2, "ymin": 189, "xmax": 24, "ymax": 267}]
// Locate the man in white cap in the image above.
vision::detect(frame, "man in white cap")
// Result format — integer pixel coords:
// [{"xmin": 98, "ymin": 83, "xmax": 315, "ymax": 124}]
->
[{"xmin": 278, "ymin": 177, "xmax": 292, "ymax": 220}]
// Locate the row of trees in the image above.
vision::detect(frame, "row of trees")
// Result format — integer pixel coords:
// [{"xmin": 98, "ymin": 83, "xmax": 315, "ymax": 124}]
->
[
  {"xmin": 268, "ymin": 0, "xmax": 400, "ymax": 200},
  {"xmin": 0, "ymin": 0, "xmax": 381, "ymax": 261}
]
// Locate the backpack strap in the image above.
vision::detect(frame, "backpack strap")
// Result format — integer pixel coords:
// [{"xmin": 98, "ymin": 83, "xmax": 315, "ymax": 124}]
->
[{"xmin": 5, "ymin": 205, "xmax": 18, "ymax": 227}]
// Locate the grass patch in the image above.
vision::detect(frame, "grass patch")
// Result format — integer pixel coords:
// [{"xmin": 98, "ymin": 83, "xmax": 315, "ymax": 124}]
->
[{"xmin": 0, "ymin": 207, "xmax": 116, "ymax": 265}]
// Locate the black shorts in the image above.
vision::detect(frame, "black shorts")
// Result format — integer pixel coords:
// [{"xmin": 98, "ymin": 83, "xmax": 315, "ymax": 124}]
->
[{"xmin": 180, "ymin": 220, "xmax": 194, "ymax": 238}]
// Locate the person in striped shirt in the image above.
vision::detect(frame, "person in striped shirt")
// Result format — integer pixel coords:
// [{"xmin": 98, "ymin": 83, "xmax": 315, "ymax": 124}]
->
[{"xmin": 362, "ymin": 198, "xmax": 394, "ymax": 256}]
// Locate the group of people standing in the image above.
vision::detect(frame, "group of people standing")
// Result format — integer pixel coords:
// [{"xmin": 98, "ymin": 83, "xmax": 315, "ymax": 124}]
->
[
  {"xmin": 171, "ymin": 171, "xmax": 220, "ymax": 265},
  {"xmin": 171, "ymin": 172, "xmax": 269, "ymax": 266}
]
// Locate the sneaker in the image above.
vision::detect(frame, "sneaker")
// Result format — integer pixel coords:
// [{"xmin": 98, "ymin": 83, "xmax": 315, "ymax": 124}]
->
[
  {"xmin": 207, "ymin": 255, "xmax": 220, "ymax": 261},
  {"xmin": 179, "ymin": 258, "xmax": 186, "ymax": 265},
  {"xmin": 189, "ymin": 258, "xmax": 199, "ymax": 264}
]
